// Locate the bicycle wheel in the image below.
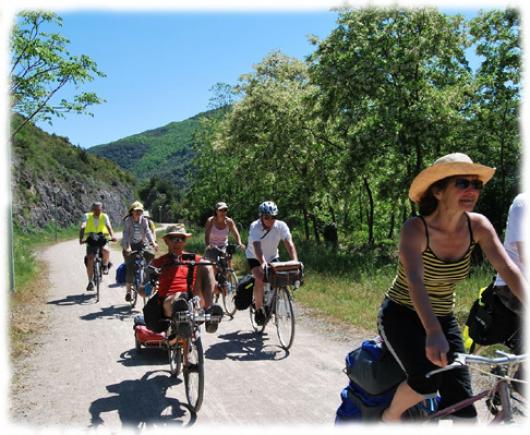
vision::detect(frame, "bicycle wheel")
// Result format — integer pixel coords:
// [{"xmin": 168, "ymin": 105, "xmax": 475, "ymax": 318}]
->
[
  {"xmin": 130, "ymin": 267, "xmax": 143, "ymax": 308},
  {"xmin": 184, "ymin": 336, "xmax": 204, "ymax": 412},
  {"xmin": 275, "ymin": 287, "xmax": 295, "ymax": 350},
  {"xmin": 222, "ymin": 270, "xmax": 238, "ymax": 316},
  {"xmin": 169, "ymin": 345, "xmax": 182, "ymax": 378},
  {"xmin": 249, "ymin": 303, "xmax": 266, "ymax": 333},
  {"xmin": 94, "ymin": 259, "xmax": 101, "ymax": 302}
]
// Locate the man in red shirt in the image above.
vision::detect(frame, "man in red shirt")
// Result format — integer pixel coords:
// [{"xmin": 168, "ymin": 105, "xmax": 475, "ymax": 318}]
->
[{"xmin": 150, "ymin": 224, "xmax": 222, "ymax": 336}]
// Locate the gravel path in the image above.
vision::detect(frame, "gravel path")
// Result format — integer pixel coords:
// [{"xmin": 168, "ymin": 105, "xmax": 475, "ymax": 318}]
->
[{"xmin": 9, "ymin": 238, "xmax": 366, "ymax": 431}]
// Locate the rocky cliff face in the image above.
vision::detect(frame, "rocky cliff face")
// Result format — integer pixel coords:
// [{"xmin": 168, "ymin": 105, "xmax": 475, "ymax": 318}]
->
[{"xmin": 11, "ymin": 118, "xmax": 136, "ymax": 231}]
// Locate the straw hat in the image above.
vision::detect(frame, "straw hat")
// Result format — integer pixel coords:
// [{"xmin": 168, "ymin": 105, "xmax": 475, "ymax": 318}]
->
[
  {"xmin": 129, "ymin": 201, "xmax": 144, "ymax": 212},
  {"xmin": 163, "ymin": 224, "xmax": 192, "ymax": 239},
  {"xmin": 409, "ymin": 153, "xmax": 495, "ymax": 203}
]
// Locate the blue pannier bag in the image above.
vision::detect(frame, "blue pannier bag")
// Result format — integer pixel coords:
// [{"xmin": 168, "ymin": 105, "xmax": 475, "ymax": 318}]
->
[
  {"xmin": 335, "ymin": 337, "xmax": 405, "ymax": 423},
  {"xmin": 115, "ymin": 263, "xmax": 126, "ymax": 285}
]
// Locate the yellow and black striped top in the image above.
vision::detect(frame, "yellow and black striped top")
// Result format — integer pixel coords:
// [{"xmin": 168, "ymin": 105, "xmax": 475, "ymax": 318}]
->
[{"xmin": 386, "ymin": 214, "xmax": 475, "ymax": 316}]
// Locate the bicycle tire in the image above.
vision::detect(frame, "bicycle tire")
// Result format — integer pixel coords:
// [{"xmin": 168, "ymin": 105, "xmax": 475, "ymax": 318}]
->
[
  {"xmin": 249, "ymin": 303, "xmax": 266, "ymax": 333},
  {"xmin": 169, "ymin": 345, "xmax": 182, "ymax": 378},
  {"xmin": 130, "ymin": 265, "xmax": 143, "ymax": 308},
  {"xmin": 222, "ymin": 270, "xmax": 238, "ymax": 317},
  {"xmin": 275, "ymin": 287, "xmax": 295, "ymax": 350},
  {"xmin": 94, "ymin": 258, "xmax": 101, "ymax": 302},
  {"xmin": 184, "ymin": 336, "xmax": 205, "ymax": 412}
]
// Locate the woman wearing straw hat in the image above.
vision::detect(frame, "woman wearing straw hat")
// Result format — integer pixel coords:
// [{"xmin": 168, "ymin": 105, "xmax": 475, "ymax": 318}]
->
[
  {"xmin": 122, "ymin": 200, "xmax": 158, "ymax": 302},
  {"xmin": 377, "ymin": 153, "xmax": 527, "ymax": 422}
]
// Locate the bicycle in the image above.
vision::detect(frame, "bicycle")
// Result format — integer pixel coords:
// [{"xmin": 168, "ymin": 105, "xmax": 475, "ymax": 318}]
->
[
  {"xmin": 413, "ymin": 351, "xmax": 526, "ymax": 423},
  {"xmin": 134, "ymin": 255, "xmax": 222, "ymax": 413},
  {"xmin": 128, "ymin": 248, "xmax": 149, "ymax": 308},
  {"xmin": 212, "ymin": 243, "xmax": 239, "ymax": 317},
  {"xmin": 249, "ymin": 260, "xmax": 303, "ymax": 350},
  {"xmin": 83, "ymin": 232, "xmax": 109, "ymax": 303}
]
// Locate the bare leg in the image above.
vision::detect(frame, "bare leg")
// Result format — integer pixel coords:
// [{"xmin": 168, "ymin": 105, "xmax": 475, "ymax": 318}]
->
[
  {"xmin": 382, "ymin": 381, "xmax": 424, "ymax": 421},
  {"xmin": 86, "ymin": 254, "xmax": 94, "ymax": 281},
  {"xmin": 251, "ymin": 266, "xmax": 265, "ymax": 310},
  {"xmin": 196, "ymin": 265, "xmax": 215, "ymax": 308},
  {"xmin": 102, "ymin": 246, "xmax": 111, "ymax": 267}
]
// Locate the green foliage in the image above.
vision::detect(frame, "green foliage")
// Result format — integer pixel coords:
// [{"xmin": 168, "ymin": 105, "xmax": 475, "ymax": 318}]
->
[
  {"xmin": 89, "ymin": 109, "xmax": 221, "ymax": 189},
  {"xmin": 12, "ymin": 223, "xmax": 79, "ymax": 289},
  {"xmin": 12, "ymin": 114, "xmax": 134, "ymax": 186},
  {"xmin": 10, "ymin": 11, "xmax": 106, "ymax": 139},
  {"xmin": 184, "ymin": 7, "xmax": 521, "ymax": 250}
]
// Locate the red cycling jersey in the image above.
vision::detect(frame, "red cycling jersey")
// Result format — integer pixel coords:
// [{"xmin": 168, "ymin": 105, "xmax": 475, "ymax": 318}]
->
[{"xmin": 152, "ymin": 252, "xmax": 200, "ymax": 298}]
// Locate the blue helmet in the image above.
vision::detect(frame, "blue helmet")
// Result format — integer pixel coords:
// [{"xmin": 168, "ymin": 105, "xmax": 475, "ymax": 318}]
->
[{"xmin": 258, "ymin": 201, "xmax": 278, "ymax": 216}]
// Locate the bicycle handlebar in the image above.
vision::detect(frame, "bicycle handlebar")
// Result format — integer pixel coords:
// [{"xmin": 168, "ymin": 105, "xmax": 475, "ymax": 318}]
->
[{"xmin": 426, "ymin": 351, "xmax": 527, "ymax": 378}]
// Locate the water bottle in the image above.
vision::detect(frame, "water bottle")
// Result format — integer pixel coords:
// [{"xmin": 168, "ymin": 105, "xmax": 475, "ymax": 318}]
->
[{"xmin": 144, "ymin": 281, "xmax": 153, "ymax": 297}]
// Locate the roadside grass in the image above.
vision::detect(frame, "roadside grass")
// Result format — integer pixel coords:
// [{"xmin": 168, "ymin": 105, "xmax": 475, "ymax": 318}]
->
[
  {"xmin": 10, "ymin": 224, "xmax": 79, "ymax": 361},
  {"xmin": 175, "ymin": 228, "xmax": 495, "ymax": 334}
]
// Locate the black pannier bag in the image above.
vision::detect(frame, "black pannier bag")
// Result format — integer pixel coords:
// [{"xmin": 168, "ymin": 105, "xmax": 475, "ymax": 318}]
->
[
  {"xmin": 234, "ymin": 274, "xmax": 254, "ymax": 310},
  {"xmin": 465, "ymin": 280, "xmax": 519, "ymax": 347}
]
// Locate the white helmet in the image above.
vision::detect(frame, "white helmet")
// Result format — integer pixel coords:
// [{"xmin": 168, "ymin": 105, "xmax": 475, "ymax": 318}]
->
[{"xmin": 258, "ymin": 201, "xmax": 278, "ymax": 216}]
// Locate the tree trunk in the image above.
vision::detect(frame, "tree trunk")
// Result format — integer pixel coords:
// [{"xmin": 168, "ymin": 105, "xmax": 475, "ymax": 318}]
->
[
  {"xmin": 362, "ymin": 176, "xmax": 374, "ymax": 247},
  {"xmin": 302, "ymin": 207, "xmax": 310, "ymax": 241}
]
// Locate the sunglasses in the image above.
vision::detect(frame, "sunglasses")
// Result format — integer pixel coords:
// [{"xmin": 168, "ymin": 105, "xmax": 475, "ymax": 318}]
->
[
  {"xmin": 262, "ymin": 215, "xmax": 276, "ymax": 220},
  {"xmin": 166, "ymin": 235, "xmax": 186, "ymax": 242},
  {"xmin": 454, "ymin": 178, "xmax": 484, "ymax": 191}
]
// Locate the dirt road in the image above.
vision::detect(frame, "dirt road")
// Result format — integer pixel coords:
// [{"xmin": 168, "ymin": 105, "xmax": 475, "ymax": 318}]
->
[{"xmin": 10, "ymin": 238, "xmax": 365, "ymax": 430}]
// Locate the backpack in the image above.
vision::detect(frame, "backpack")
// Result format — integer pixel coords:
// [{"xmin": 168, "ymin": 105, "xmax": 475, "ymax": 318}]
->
[
  {"xmin": 335, "ymin": 337, "xmax": 405, "ymax": 423},
  {"xmin": 465, "ymin": 280, "xmax": 520, "ymax": 350},
  {"xmin": 115, "ymin": 263, "xmax": 126, "ymax": 285},
  {"xmin": 234, "ymin": 274, "xmax": 254, "ymax": 310}
]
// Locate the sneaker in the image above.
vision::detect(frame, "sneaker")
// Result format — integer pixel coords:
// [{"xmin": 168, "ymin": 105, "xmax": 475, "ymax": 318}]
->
[
  {"xmin": 205, "ymin": 304, "xmax": 223, "ymax": 333},
  {"xmin": 254, "ymin": 307, "xmax": 266, "ymax": 326},
  {"xmin": 86, "ymin": 281, "xmax": 94, "ymax": 291},
  {"xmin": 125, "ymin": 291, "xmax": 132, "ymax": 302},
  {"xmin": 172, "ymin": 298, "xmax": 191, "ymax": 338},
  {"xmin": 102, "ymin": 263, "xmax": 110, "ymax": 275}
]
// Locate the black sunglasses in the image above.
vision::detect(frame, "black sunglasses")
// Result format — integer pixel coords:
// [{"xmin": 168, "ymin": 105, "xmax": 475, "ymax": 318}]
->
[
  {"xmin": 262, "ymin": 215, "xmax": 276, "ymax": 220},
  {"xmin": 166, "ymin": 235, "xmax": 186, "ymax": 242},
  {"xmin": 454, "ymin": 178, "xmax": 484, "ymax": 191}
]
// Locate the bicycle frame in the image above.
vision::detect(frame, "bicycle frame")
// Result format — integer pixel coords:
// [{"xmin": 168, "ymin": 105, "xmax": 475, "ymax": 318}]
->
[{"xmin": 423, "ymin": 351, "xmax": 526, "ymax": 423}]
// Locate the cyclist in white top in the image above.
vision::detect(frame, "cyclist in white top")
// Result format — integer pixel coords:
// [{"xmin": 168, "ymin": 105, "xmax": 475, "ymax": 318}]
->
[{"xmin": 245, "ymin": 201, "xmax": 298, "ymax": 325}]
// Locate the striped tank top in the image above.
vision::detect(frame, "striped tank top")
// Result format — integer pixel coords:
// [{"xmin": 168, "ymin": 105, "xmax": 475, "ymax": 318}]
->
[{"xmin": 386, "ymin": 214, "xmax": 475, "ymax": 316}]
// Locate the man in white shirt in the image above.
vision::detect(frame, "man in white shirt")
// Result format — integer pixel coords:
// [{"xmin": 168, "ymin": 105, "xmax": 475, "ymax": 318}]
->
[
  {"xmin": 494, "ymin": 192, "xmax": 527, "ymax": 315},
  {"xmin": 245, "ymin": 201, "xmax": 298, "ymax": 325}
]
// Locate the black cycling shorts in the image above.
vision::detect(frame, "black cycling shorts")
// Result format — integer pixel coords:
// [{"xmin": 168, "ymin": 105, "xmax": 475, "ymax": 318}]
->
[{"xmin": 378, "ymin": 298, "xmax": 477, "ymax": 418}]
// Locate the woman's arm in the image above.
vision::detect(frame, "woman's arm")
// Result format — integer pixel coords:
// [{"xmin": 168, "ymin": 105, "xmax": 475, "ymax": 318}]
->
[
  {"xmin": 228, "ymin": 218, "xmax": 245, "ymax": 248},
  {"xmin": 473, "ymin": 213, "xmax": 527, "ymax": 304},
  {"xmin": 400, "ymin": 218, "xmax": 448, "ymax": 367},
  {"xmin": 204, "ymin": 217, "xmax": 213, "ymax": 247}
]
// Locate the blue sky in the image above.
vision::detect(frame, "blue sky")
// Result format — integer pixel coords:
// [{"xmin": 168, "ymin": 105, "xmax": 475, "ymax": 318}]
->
[{"xmin": 13, "ymin": 8, "xmax": 491, "ymax": 149}]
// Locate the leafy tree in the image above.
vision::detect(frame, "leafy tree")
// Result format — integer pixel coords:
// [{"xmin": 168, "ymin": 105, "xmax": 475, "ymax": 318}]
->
[
  {"xmin": 308, "ymin": 7, "xmax": 473, "ymax": 244},
  {"xmin": 466, "ymin": 9, "xmax": 521, "ymax": 231},
  {"xmin": 10, "ymin": 11, "xmax": 106, "ymax": 139}
]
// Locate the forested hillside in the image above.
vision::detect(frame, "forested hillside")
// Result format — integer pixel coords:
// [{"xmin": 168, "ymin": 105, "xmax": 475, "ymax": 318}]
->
[
  {"xmin": 11, "ymin": 114, "xmax": 136, "ymax": 230},
  {"xmin": 88, "ymin": 109, "xmax": 223, "ymax": 188}
]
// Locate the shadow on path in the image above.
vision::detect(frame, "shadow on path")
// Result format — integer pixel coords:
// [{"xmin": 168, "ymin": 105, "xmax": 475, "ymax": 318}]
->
[
  {"xmin": 88, "ymin": 370, "xmax": 195, "ymax": 429},
  {"xmin": 79, "ymin": 305, "xmax": 139, "ymax": 322},
  {"xmin": 117, "ymin": 349, "xmax": 169, "ymax": 368},
  {"xmin": 205, "ymin": 330, "xmax": 288, "ymax": 361},
  {"xmin": 47, "ymin": 293, "xmax": 95, "ymax": 306}
]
